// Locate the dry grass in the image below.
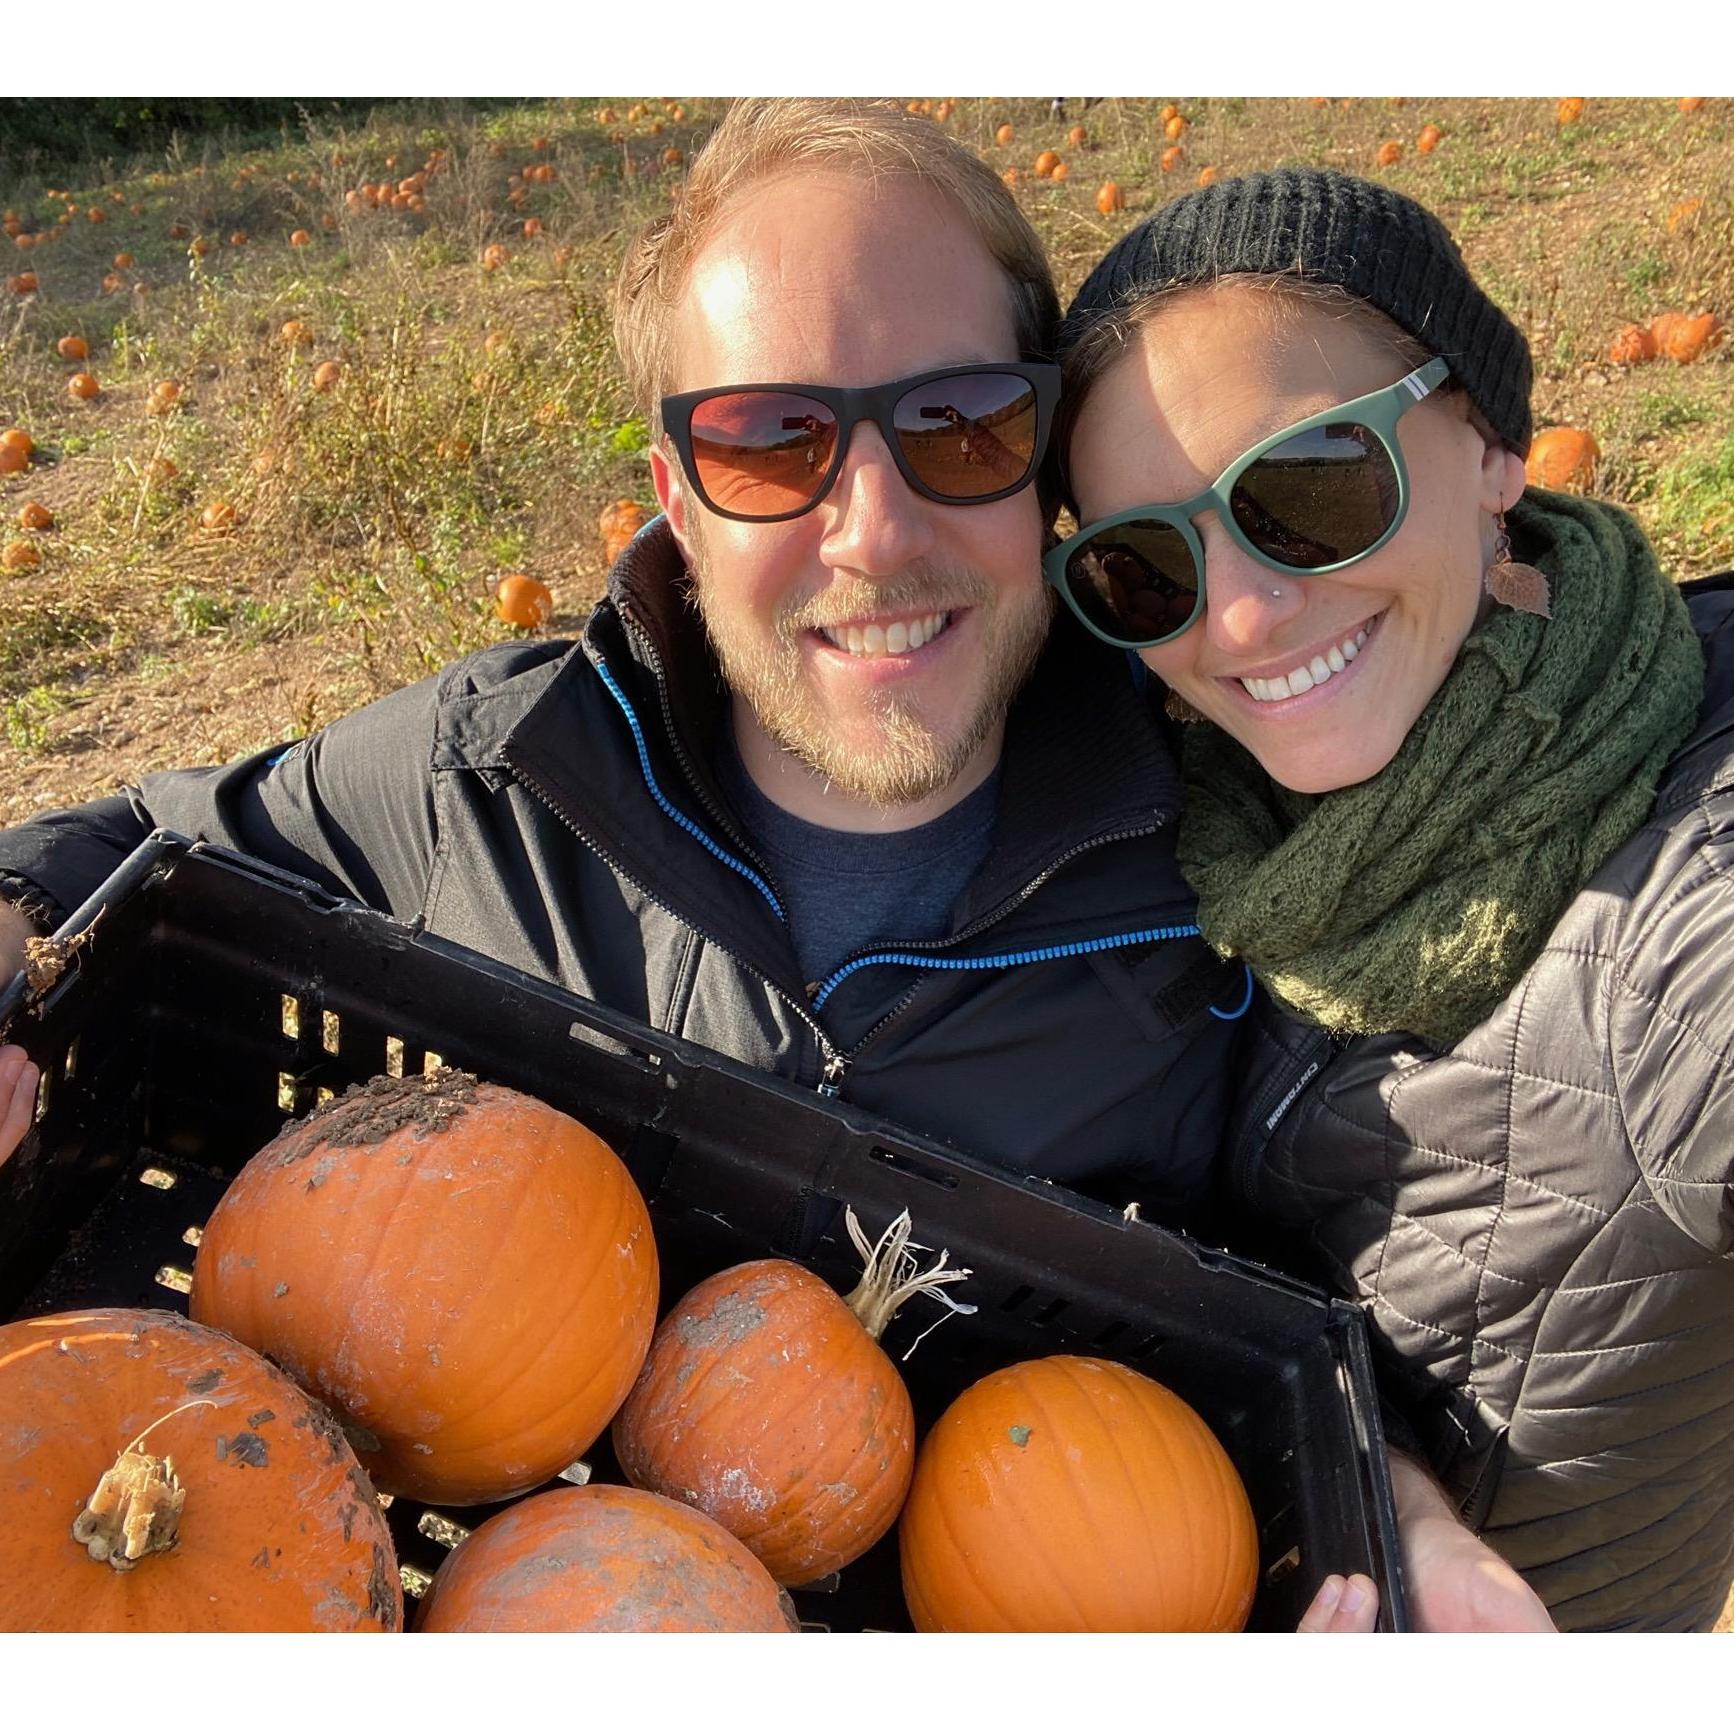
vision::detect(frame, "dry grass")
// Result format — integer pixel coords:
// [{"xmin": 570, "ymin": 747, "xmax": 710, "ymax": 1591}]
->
[{"xmin": 1, "ymin": 94, "xmax": 1731, "ymax": 826}]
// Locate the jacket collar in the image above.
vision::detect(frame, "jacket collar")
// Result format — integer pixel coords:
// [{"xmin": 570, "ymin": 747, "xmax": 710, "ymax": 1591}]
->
[{"xmin": 488, "ymin": 516, "xmax": 1184, "ymax": 948}]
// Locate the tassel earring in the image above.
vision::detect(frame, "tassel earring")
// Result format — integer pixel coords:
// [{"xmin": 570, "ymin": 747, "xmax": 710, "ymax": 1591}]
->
[{"xmin": 1484, "ymin": 511, "xmax": 1551, "ymax": 618}]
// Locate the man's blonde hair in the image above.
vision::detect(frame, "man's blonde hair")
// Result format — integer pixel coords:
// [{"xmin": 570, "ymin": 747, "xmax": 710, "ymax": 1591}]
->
[{"xmin": 613, "ymin": 98, "xmax": 1059, "ymax": 426}]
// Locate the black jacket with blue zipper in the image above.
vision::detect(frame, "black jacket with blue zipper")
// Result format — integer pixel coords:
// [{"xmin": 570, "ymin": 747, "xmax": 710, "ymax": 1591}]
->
[{"xmin": 0, "ymin": 520, "xmax": 1244, "ymax": 1212}]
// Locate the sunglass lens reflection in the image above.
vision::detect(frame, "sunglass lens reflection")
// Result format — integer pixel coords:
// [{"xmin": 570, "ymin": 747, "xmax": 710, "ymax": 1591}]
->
[
  {"xmin": 1065, "ymin": 519, "xmax": 1200, "ymax": 644},
  {"xmin": 688, "ymin": 391, "xmax": 840, "ymax": 517},
  {"xmin": 893, "ymin": 373, "xmax": 1038, "ymax": 499},
  {"xmin": 1228, "ymin": 421, "xmax": 1399, "ymax": 568}
]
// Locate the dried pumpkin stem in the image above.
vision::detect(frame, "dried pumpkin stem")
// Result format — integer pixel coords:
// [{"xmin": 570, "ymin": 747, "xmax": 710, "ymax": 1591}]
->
[
  {"xmin": 71, "ymin": 1398, "xmax": 215, "ymax": 1571},
  {"xmin": 843, "ymin": 1207, "xmax": 976, "ymax": 1355}
]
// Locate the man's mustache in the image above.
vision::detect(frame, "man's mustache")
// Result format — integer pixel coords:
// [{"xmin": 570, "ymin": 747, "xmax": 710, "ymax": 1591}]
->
[{"xmin": 777, "ymin": 568, "xmax": 996, "ymax": 636}]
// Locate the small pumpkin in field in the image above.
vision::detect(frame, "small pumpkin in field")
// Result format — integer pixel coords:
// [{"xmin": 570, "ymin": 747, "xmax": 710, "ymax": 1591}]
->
[
  {"xmin": 200, "ymin": 500, "xmax": 237, "ymax": 532},
  {"xmin": 1068, "ymin": 124, "xmax": 1087, "ymax": 149},
  {"xmin": 613, "ymin": 1209, "xmax": 971, "ymax": 1586},
  {"xmin": 290, "ymin": 229, "xmax": 311, "ymax": 247},
  {"xmin": 2, "ymin": 428, "xmax": 36, "ymax": 459},
  {"xmin": 1655, "ymin": 311, "xmax": 1723, "ymax": 363},
  {"xmin": 1050, "ymin": 161, "xmax": 1070, "ymax": 183},
  {"xmin": 190, "ymin": 1069, "xmax": 657, "ymax": 1506},
  {"xmin": 1667, "ymin": 197, "xmax": 1704, "ymax": 235},
  {"xmin": 0, "ymin": 1308, "xmax": 401, "ymax": 1631},
  {"xmin": 1197, "ymin": 165, "xmax": 1219, "ymax": 187},
  {"xmin": 56, "ymin": 334, "xmax": 88, "ymax": 361},
  {"xmin": 17, "ymin": 501, "xmax": 53, "ymax": 532},
  {"xmin": 312, "ymin": 360, "xmax": 342, "ymax": 393},
  {"xmin": 481, "ymin": 243, "xmax": 509, "ymax": 271},
  {"xmin": 1096, "ymin": 180, "xmax": 1125, "ymax": 216},
  {"xmin": 10, "ymin": 271, "xmax": 39, "ymax": 295},
  {"xmin": 1033, "ymin": 149, "xmax": 1059, "ymax": 178},
  {"xmin": 1417, "ymin": 124, "xmax": 1443, "ymax": 154},
  {"xmin": 495, "ymin": 573, "xmax": 553, "ymax": 628},
  {"xmin": 1608, "ymin": 323, "xmax": 1657, "ymax": 365},
  {"xmin": 414, "ymin": 1487, "xmax": 799, "ymax": 1633},
  {"xmin": 1679, "ymin": 97, "xmax": 1706, "ymax": 114},
  {"xmin": 995, "ymin": 123, "xmax": 1014, "ymax": 146},
  {"xmin": 899, "ymin": 1355, "xmax": 1258, "ymax": 1632},
  {"xmin": 3, "ymin": 540, "xmax": 41, "ymax": 571},
  {"xmin": 1160, "ymin": 145, "xmax": 1186, "ymax": 174},
  {"xmin": 1557, "ymin": 97, "xmax": 1585, "ymax": 125},
  {"xmin": 1164, "ymin": 114, "xmax": 1188, "ymax": 141},
  {"xmin": 600, "ymin": 498, "xmax": 651, "ymax": 565},
  {"xmin": 0, "ymin": 445, "xmax": 28, "ymax": 478},
  {"xmin": 1375, "ymin": 140, "xmax": 1402, "ymax": 167},
  {"xmin": 1525, "ymin": 427, "xmax": 1601, "ymax": 492},
  {"xmin": 67, "ymin": 372, "xmax": 101, "ymax": 401}
]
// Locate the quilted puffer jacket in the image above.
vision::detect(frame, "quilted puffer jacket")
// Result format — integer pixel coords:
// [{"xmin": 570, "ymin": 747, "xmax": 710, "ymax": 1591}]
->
[{"xmin": 1221, "ymin": 574, "xmax": 1734, "ymax": 1630}]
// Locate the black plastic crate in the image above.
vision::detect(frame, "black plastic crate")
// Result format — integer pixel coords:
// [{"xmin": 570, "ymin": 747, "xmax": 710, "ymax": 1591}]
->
[{"xmin": 0, "ymin": 832, "xmax": 1408, "ymax": 1631}]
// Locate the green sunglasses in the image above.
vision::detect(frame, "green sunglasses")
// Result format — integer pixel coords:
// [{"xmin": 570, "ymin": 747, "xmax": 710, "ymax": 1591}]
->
[{"xmin": 1044, "ymin": 356, "xmax": 1452, "ymax": 650}]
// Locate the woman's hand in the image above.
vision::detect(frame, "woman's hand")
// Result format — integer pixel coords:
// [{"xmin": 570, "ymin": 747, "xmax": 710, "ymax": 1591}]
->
[
  {"xmin": 1298, "ymin": 1572, "xmax": 1381, "ymax": 1631},
  {"xmin": 0, "ymin": 1043, "xmax": 39, "ymax": 1169},
  {"xmin": 1387, "ymin": 1449, "xmax": 1557, "ymax": 1632}
]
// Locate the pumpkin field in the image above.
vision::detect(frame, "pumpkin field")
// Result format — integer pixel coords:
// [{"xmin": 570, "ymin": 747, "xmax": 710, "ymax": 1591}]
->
[{"xmin": 1, "ymin": 96, "xmax": 1730, "ymax": 830}]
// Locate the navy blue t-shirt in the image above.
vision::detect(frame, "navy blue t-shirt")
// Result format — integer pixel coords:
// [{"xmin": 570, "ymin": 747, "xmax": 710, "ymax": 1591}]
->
[{"xmin": 715, "ymin": 727, "xmax": 1000, "ymax": 991}]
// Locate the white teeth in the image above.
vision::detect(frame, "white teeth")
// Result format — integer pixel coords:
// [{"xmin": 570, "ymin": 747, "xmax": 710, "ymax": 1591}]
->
[
  {"xmin": 819, "ymin": 610, "xmax": 951, "ymax": 659},
  {"xmin": 1237, "ymin": 617, "xmax": 1378, "ymax": 703}
]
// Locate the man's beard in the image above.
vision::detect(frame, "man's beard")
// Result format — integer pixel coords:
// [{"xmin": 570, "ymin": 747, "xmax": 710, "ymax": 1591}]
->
[{"xmin": 686, "ymin": 534, "xmax": 1053, "ymax": 810}]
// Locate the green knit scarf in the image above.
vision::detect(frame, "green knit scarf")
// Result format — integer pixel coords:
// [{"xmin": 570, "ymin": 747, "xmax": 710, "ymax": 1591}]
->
[{"xmin": 1177, "ymin": 491, "xmax": 1707, "ymax": 1046}]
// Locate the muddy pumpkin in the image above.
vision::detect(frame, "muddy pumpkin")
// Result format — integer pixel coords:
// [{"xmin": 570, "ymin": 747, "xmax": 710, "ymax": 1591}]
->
[
  {"xmin": 414, "ymin": 1485, "xmax": 800, "ymax": 1632},
  {"xmin": 0, "ymin": 1308, "xmax": 401, "ymax": 1631},
  {"xmin": 191, "ymin": 1069, "xmax": 658, "ymax": 1506},
  {"xmin": 613, "ymin": 1208, "xmax": 970, "ymax": 1585}
]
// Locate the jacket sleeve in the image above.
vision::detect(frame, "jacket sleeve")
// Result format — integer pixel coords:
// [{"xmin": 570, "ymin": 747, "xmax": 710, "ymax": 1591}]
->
[
  {"xmin": 1609, "ymin": 799, "xmax": 1734, "ymax": 1255},
  {"xmin": 0, "ymin": 671, "xmax": 442, "ymax": 932}
]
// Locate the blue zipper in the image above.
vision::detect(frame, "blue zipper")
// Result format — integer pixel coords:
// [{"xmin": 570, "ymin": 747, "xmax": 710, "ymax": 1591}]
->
[
  {"xmin": 593, "ymin": 657, "xmax": 786, "ymax": 922},
  {"xmin": 594, "ymin": 653, "xmax": 1254, "ymax": 1028}
]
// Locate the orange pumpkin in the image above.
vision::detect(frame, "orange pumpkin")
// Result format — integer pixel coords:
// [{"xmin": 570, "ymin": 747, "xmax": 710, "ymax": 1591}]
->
[
  {"xmin": 0, "ymin": 1308, "xmax": 401, "ymax": 1631},
  {"xmin": 1033, "ymin": 149, "xmax": 1059, "ymax": 178},
  {"xmin": 312, "ymin": 360, "xmax": 342, "ymax": 392},
  {"xmin": 112, "ymin": 251, "xmax": 134, "ymax": 269},
  {"xmin": 995, "ymin": 123, "xmax": 1014, "ymax": 147},
  {"xmin": 1096, "ymin": 180, "xmax": 1125, "ymax": 216},
  {"xmin": 1417, "ymin": 124, "xmax": 1443, "ymax": 153},
  {"xmin": 290, "ymin": 229, "xmax": 311, "ymax": 247},
  {"xmin": 1679, "ymin": 97, "xmax": 1705, "ymax": 114},
  {"xmin": 0, "ymin": 445, "xmax": 28, "ymax": 478},
  {"xmin": 1524, "ymin": 427, "xmax": 1601, "ymax": 491},
  {"xmin": 1050, "ymin": 161, "xmax": 1070, "ymax": 183},
  {"xmin": 200, "ymin": 500, "xmax": 237, "ymax": 532},
  {"xmin": 18, "ymin": 501, "xmax": 54, "ymax": 531},
  {"xmin": 56, "ymin": 334, "xmax": 89, "ymax": 361},
  {"xmin": 899, "ymin": 1355, "xmax": 1258, "ymax": 1631},
  {"xmin": 495, "ymin": 573, "xmax": 554, "ymax": 628},
  {"xmin": 280, "ymin": 319, "xmax": 313, "ymax": 347},
  {"xmin": 599, "ymin": 498, "xmax": 651, "ymax": 547},
  {"xmin": 1160, "ymin": 145, "xmax": 1186, "ymax": 174},
  {"xmin": 1164, "ymin": 114, "xmax": 1188, "ymax": 141},
  {"xmin": 1160, "ymin": 103, "xmax": 1179, "ymax": 124},
  {"xmin": 1068, "ymin": 125, "xmax": 1088, "ymax": 149},
  {"xmin": 663, "ymin": 146, "xmax": 684, "ymax": 168},
  {"xmin": 190, "ymin": 1070, "xmax": 658, "ymax": 1505},
  {"xmin": 1608, "ymin": 323, "xmax": 1657, "ymax": 365},
  {"xmin": 416, "ymin": 1487, "xmax": 797, "ymax": 1633},
  {"xmin": 67, "ymin": 372, "xmax": 100, "ymax": 401},
  {"xmin": 2, "ymin": 428, "xmax": 35, "ymax": 459},
  {"xmin": 2, "ymin": 540, "xmax": 40, "ymax": 571},
  {"xmin": 1001, "ymin": 168, "xmax": 1020, "ymax": 189},
  {"xmin": 522, "ymin": 216, "xmax": 544, "ymax": 238},
  {"xmin": 481, "ymin": 243, "xmax": 509, "ymax": 271},
  {"xmin": 614, "ymin": 1209, "xmax": 968, "ymax": 1585},
  {"xmin": 1656, "ymin": 311, "xmax": 1724, "ymax": 363},
  {"xmin": 1667, "ymin": 197, "xmax": 1704, "ymax": 235},
  {"xmin": 1557, "ymin": 97, "xmax": 1585, "ymax": 125},
  {"xmin": 1375, "ymin": 140, "xmax": 1402, "ymax": 167},
  {"xmin": 1197, "ymin": 165, "xmax": 1219, "ymax": 187},
  {"xmin": 9, "ymin": 271, "xmax": 38, "ymax": 295}
]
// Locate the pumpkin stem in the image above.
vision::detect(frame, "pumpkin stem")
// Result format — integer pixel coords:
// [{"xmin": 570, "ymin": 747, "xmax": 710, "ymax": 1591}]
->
[
  {"xmin": 842, "ymin": 1207, "xmax": 976, "ymax": 1356},
  {"xmin": 71, "ymin": 1398, "xmax": 215, "ymax": 1571}
]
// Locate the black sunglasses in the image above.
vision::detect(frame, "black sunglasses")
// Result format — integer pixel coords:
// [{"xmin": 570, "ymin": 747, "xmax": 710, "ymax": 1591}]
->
[{"xmin": 660, "ymin": 362, "xmax": 1060, "ymax": 524}]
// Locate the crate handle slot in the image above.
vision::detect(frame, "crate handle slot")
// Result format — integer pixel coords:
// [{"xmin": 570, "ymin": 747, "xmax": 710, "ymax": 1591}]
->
[
  {"xmin": 321, "ymin": 1010, "xmax": 341, "ymax": 1055},
  {"xmin": 399, "ymin": 1563, "xmax": 433, "ymax": 1599},
  {"xmin": 998, "ymin": 1284, "xmax": 1035, "ymax": 1314},
  {"xmin": 1265, "ymin": 1544, "xmax": 1302, "ymax": 1586},
  {"xmin": 868, "ymin": 1147, "xmax": 958, "ymax": 1191}
]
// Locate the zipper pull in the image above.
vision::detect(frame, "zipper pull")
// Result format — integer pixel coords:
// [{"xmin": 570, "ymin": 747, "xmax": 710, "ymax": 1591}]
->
[{"xmin": 818, "ymin": 1051, "xmax": 848, "ymax": 1099}]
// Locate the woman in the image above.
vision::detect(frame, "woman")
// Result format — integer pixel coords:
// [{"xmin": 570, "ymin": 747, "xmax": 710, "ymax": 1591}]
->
[{"xmin": 1049, "ymin": 167, "xmax": 1734, "ymax": 1632}]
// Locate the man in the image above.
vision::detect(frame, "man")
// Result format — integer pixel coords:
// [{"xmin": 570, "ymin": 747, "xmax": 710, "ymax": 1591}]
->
[
  {"xmin": 0, "ymin": 99, "xmax": 1540, "ymax": 1632},
  {"xmin": 0, "ymin": 98, "xmax": 1233, "ymax": 1213}
]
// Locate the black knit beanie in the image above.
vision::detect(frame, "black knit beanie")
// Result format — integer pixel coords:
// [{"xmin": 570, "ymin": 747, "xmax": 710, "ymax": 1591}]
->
[{"xmin": 1058, "ymin": 168, "xmax": 1533, "ymax": 454}]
